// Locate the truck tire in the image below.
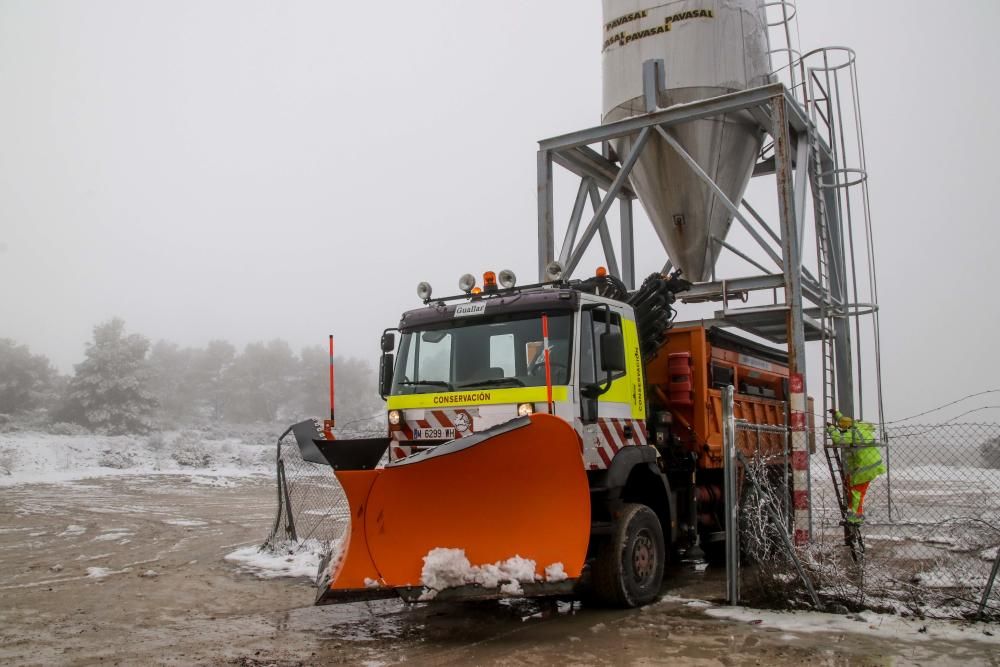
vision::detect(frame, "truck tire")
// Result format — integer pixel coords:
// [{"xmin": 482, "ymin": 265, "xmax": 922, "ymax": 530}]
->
[{"xmin": 591, "ymin": 503, "xmax": 665, "ymax": 608}]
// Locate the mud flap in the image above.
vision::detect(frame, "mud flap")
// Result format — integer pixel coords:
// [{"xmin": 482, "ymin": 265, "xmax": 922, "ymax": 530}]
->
[{"xmin": 317, "ymin": 413, "xmax": 591, "ymax": 603}]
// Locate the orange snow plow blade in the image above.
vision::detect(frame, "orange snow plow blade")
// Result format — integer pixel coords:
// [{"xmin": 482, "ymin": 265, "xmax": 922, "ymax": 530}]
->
[{"xmin": 315, "ymin": 414, "xmax": 591, "ymax": 603}]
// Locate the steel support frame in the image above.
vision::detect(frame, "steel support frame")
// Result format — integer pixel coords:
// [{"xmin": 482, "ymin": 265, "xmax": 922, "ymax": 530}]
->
[
  {"xmin": 772, "ymin": 93, "xmax": 813, "ymax": 544},
  {"xmin": 815, "ymin": 149, "xmax": 856, "ymax": 419},
  {"xmin": 536, "ymin": 83, "xmax": 863, "ymax": 546},
  {"xmin": 537, "ymin": 83, "xmax": 828, "ymax": 297},
  {"xmin": 537, "ymin": 83, "xmax": 812, "ymax": 291},
  {"xmin": 537, "ymin": 83, "xmax": 836, "ymax": 296}
]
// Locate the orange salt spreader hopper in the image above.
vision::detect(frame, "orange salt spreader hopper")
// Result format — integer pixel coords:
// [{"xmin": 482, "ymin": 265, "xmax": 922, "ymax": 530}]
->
[{"xmin": 311, "ymin": 413, "xmax": 591, "ymax": 603}]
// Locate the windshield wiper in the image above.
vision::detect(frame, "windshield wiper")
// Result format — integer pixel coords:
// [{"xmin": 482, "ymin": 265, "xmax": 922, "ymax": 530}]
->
[
  {"xmin": 456, "ymin": 377, "xmax": 526, "ymax": 389},
  {"xmin": 396, "ymin": 380, "xmax": 454, "ymax": 390}
]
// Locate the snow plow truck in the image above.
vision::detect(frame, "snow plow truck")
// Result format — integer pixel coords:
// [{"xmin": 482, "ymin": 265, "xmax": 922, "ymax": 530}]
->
[{"xmin": 291, "ymin": 268, "xmax": 811, "ymax": 608}]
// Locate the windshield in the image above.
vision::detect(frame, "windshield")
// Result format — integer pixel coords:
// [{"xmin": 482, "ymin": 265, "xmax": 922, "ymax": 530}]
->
[{"xmin": 391, "ymin": 313, "xmax": 573, "ymax": 395}]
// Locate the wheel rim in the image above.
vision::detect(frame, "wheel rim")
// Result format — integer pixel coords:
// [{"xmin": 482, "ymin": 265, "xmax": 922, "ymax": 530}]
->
[{"xmin": 631, "ymin": 529, "xmax": 656, "ymax": 583}]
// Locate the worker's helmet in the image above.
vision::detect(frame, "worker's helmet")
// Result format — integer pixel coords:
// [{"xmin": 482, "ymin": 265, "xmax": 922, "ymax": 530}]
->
[{"xmin": 837, "ymin": 414, "xmax": 854, "ymax": 430}]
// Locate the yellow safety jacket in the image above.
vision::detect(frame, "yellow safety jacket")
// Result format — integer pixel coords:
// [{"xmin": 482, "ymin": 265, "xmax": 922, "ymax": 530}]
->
[{"xmin": 827, "ymin": 418, "xmax": 886, "ymax": 485}]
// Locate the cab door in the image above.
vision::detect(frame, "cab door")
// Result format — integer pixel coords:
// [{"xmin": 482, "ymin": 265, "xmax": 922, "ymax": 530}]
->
[{"xmin": 577, "ymin": 303, "xmax": 645, "ymax": 424}]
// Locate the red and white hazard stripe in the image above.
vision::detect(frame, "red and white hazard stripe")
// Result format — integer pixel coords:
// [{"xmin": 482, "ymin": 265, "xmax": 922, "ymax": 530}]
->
[
  {"xmin": 390, "ymin": 409, "xmax": 650, "ymax": 471},
  {"xmin": 391, "ymin": 409, "xmax": 468, "ymax": 441},
  {"xmin": 788, "ymin": 372, "xmax": 810, "ymax": 545},
  {"xmin": 389, "ymin": 409, "xmax": 475, "ymax": 461},
  {"xmin": 579, "ymin": 418, "xmax": 648, "ymax": 470}
]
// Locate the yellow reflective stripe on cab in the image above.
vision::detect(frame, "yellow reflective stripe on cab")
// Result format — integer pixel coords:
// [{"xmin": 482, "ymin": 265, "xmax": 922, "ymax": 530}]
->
[
  {"xmin": 596, "ymin": 317, "xmax": 645, "ymax": 419},
  {"xmin": 387, "ymin": 385, "xmax": 570, "ymax": 410},
  {"xmin": 598, "ymin": 374, "xmax": 632, "ymax": 406}
]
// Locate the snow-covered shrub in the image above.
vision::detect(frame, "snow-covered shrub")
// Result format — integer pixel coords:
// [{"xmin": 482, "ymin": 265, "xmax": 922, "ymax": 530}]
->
[
  {"xmin": 0, "ymin": 447, "xmax": 16, "ymax": 475},
  {"xmin": 981, "ymin": 435, "xmax": 1000, "ymax": 469},
  {"xmin": 98, "ymin": 448, "xmax": 136, "ymax": 469},
  {"xmin": 171, "ymin": 448, "xmax": 211, "ymax": 468},
  {"xmin": 47, "ymin": 421, "xmax": 89, "ymax": 436}
]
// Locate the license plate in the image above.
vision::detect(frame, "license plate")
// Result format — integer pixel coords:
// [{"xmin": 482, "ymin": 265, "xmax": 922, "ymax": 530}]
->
[{"xmin": 411, "ymin": 427, "xmax": 455, "ymax": 440}]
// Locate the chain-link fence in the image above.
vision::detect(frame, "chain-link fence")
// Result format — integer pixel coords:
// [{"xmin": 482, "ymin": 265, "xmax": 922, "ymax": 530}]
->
[
  {"xmin": 261, "ymin": 421, "xmax": 352, "ymax": 561},
  {"xmin": 808, "ymin": 421, "xmax": 1000, "ymax": 618},
  {"xmin": 726, "ymin": 395, "xmax": 1000, "ymax": 619}
]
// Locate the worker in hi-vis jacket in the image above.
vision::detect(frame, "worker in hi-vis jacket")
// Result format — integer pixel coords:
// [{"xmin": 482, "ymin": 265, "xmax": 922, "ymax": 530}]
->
[{"xmin": 827, "ymin": 410, "xmax": 886, "ymax": 525}]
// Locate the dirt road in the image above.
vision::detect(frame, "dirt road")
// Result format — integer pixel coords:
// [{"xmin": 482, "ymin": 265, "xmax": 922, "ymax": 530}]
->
[{"xmin": 1, "ymin": 475, "xmax": 996, "ymax": 666}]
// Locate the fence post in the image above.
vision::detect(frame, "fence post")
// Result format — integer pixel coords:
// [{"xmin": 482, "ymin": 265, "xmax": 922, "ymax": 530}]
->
[
  {"xmin": 979, "ymin": 548, "xmax": 1000, "ymax": 619},
  {"xmin": 723, "ymin": 385, "xmax": 740, "ymax": 605},
  {"xmin": 783, "ymin": 426, "xmax": 792, "ymax": 532},
  {"xmin": 883, "ymin": 428, "xmax": 894, "ymax": 522}
]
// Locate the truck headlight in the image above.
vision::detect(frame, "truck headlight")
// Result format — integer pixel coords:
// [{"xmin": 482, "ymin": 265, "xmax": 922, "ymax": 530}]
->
[
  {"xmin": 517, "ymin": 403, "xmax": 534, "ymax": 417},
  {"xmin": 388, "ymin": 410, "xmax": 401, "ymax": 425}
]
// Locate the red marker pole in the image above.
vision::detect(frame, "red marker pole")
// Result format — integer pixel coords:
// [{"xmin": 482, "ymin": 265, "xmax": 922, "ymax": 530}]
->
[
  {"xmin": 542, "ymin": 315, "xmax": 553, "ymax": 414},
  {"xmin": 324, "ymin": 335, "xmax": 336, "ymax": 439}
]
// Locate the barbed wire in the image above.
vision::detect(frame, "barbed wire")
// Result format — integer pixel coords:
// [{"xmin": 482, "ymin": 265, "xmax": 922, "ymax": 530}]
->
[
  {"xmin": 883, "ymin": 389, "xmax": 1000, "ymax": 424},
  {"xmin": 886, "ymin": 409, "xmax": 1000, "ymax": 437},
  {"xmin": 785, "ymin": 389, "xmax": 1000, "ymax": 430}
]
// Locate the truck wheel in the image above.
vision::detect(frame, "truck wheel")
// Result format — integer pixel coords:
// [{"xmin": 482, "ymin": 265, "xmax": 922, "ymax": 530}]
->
[{"xmin": 592, "ymin": 503, "xmax": 665, "ymax": 608}]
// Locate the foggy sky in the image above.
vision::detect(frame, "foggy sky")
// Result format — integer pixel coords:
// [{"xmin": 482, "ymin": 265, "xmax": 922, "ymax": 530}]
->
[{"xmin": 1, "ymin": 1, "xmax": 998, "ymax": 422}]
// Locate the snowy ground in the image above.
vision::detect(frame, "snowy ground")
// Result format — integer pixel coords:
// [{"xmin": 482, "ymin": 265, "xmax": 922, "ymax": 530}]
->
[
  {"xmin": 225, "ymin": 538, "xmax": 332, "ymax": 580},
  {"xmin": 2, "ymin": 427, "xmax": 998, "ymax": 664},
  {"xmin": 4, "ymin": 472, "xmax": 1000, "ymax": 665},
  {"xmin": 703, "ymin": 602, "xmax": 1000, "ymax": 647},
  {"xmin": 0, "ymin": 429, "xmax": 272, "ymax": 486}
]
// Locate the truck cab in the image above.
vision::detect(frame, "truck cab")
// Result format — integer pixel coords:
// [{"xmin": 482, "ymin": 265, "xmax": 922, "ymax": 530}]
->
[{"xmin": 383, "ymin": 286, "xmax": 649, "ymax": 474}]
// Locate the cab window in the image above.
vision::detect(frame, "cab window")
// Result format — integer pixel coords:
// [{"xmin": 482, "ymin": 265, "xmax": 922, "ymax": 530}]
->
[
  {"xmin": 391, "ymin": 313, "xmax": 572, "ymax": 394},
  {"xmin": 415, "ymin": 331, "xmax": 452, "ymax": 383},
  {"xmin": 489, "ymin": 333, "xmax": 516, "ymax": 377},
  {"xmin": 579, "ymin": 308, "xmax": 624, "ymax": 386}
]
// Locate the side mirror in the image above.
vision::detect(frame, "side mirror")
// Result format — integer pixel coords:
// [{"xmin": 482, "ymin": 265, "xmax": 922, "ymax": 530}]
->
[
  {"xmin": 381, "ymin": 332, "xmax": 396, "ymax": 353},
  {"xmin": 600, "ymin": 332, "xmax": 625, "ymax": 373},
  {"xmin": 379, "ymin": 352, "xmax": 394, "ymax": 398}
]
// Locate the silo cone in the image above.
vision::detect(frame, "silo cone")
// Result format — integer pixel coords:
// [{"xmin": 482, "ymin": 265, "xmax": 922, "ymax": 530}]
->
[{"xmin": 602, "ymin": 0, "xmax": 773, "ymax": 282}]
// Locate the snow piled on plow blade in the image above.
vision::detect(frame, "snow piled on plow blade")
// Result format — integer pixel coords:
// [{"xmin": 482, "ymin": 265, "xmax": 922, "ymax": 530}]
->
[{"xmin": 416, "ymin": 547, "xmax": 567, "ymax": 600}]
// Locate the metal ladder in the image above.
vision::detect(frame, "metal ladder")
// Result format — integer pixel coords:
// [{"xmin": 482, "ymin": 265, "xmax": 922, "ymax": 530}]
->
[{"xmin": 808, "ymin": 126, "xmax": 849, "ymax": 522}]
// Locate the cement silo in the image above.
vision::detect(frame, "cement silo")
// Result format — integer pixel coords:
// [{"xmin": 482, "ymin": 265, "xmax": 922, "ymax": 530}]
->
[{"xmin": 602, "ymin": 0, "xmax": 773, "ymax": 281}]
